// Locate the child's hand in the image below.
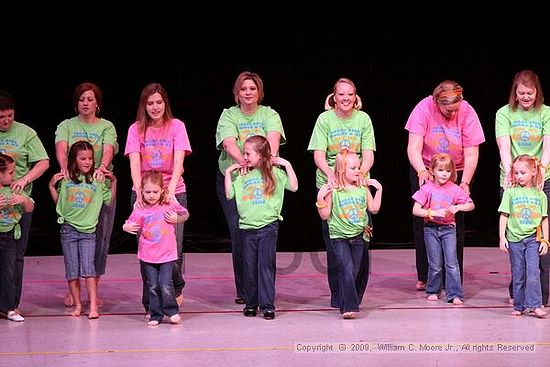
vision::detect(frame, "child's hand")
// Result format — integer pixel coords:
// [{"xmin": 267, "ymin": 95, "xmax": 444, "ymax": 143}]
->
[
  {"xmin": 0, "ymin": 194, "xmax": 8, "ymax": 208},
  {"xmin": 432, "ymin": 208, "xmax": 448, "ymax": 218},
  {"xmin": 164, "ymin": 210, "xmax": 178, "ymax": 224},
  {"xmin": 8, "ymin": 194, "xmax": 27, "ymax": 206},
  {"xmin": 317, "ymin": 183, "xmax": 332, "ymax": 202},
  {"xmin": 539, "ymin": 241, "xmax": 549, "ymax": 256},
  {"xmin": 49, "ymin": 172, "xmax": 65, "ymax": 187},
  {"xmin": 499, "ymin": 238, "xmax": 509, "ymax": 253},
  {"xmin": 272, "ymin": 156, "xmax": 289, "ymax": 167},
  {"xmin": 366, "ymin": 178, "xmax": 382, "ymax": 190},
  {"xmin": 447, "ymin": 205, "xmax": 459, "ymax": 215},
  {"xmin": 122, "ymin": 221, "xmax": 140, "ymax": 234}
]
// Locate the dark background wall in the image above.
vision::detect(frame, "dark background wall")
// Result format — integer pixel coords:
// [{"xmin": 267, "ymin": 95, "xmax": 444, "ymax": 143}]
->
[{"xmin": 2, "ymin": 3, "xmax": 548, "ymax": 255}]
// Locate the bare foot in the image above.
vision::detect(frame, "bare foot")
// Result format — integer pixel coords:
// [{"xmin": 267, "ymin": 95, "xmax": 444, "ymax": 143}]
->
[
  {"xmin": 511, "ymin": 310, "xmax": 523, "ymax": 316},
  {"xmin": 533, "ymin": 308, "xmax": 547, "ymax": 318},
  {"xmin": 71, "ymin": 305, "xmax": 82, "ymax": 317},
  {"xmin": 452, "ymin": 298, "xmax": 463, "ymax": 305},
  {"xmin": 415, "ymin": 281, "xmax": 426, "ymax": 291},
  {"xmin": 64, "ymin": 293, "xmax": 74, "ymax": 307},
  {"xmin": 96, "ymin": 297, "xmax": 103, "ymax": 308},
  {"xmin": 170, "ymin": 314, "xmax": 181, "ymax": 324},
  {"xmin": 88, "ymin": 308, "xmax": 99, "ymax": 319},
  {"xmin": 427, "ymin": 294, "xmax": 438, "ymax": 301},
  {"xmin": 147, "ymin": 320, "xmax": 159, "ymax": 327},
  {"xmin": 343, "ymin": 312, "xmax": 356, "ymax": 319}
]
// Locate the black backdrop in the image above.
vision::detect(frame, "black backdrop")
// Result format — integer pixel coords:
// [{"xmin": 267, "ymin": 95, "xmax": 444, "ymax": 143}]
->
[{"xmin": 2, "ymin": 3, "xmax": 548, "ymax": 255}]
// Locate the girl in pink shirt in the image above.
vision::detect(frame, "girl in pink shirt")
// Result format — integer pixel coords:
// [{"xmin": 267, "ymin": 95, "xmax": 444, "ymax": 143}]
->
[{"xmin": 123, "ymin": 171, "xmax": 189, "ymax": 326}]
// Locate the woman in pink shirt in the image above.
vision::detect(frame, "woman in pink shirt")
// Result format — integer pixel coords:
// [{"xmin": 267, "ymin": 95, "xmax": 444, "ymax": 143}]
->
[
  {"xmin": 405, "ymin": 80, "xmax": 485, "ymax": 291},
  {"xmin": 125, "ymin": 83, "xmax": 192, "ymax": 316}
]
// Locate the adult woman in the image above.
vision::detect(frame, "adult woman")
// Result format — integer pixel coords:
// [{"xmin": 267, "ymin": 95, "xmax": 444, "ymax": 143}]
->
[
  {"xmin": 495, "ymin": 69, "xmax": 550, "ymax": 306},
  {"xmin": 405, "ymin": 80, "xmax": 485, "ymax": 291},
  {"xmin": 215, "ymin": 71, "xmax": 285, "ymax": 305},
  {"xmin": 55, "ymin": 82, "xmax": 118, "ymax": 307},
  {"xmin": 0, "ymin": 90, "xmax": 49, "ymax": 318},
  {"xmin": 125, "ymin": 82, "xmax": 192, "ymax": 314},
  {"xmin": 307, "ymin": 77, "xmax": 376, "ymax": 309}
]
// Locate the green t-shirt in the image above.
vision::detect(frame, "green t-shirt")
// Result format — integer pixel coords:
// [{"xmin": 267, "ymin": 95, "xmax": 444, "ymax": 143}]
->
[
  {"xmin": 498, "ymin": 186, "xmax": 548, "ymax": 242},
  {"xmin": 495, "ymin": 104, "xmax": 550, "ymax": 185},
  {"xmin": 228, "ymin": 167, "xmax": 295, "ymax": 230},
  {"xmin": 55, "ymin": 176, "xmax": 112, "ymax": 233},
  {"xmin": 55, "ymin": 116, "xmax": 119, "ymax": 171},
  {"xmin": 328, "ymin": 186, "xmax": 371, "ymax": 241},
  {"xmin": 0, "ymin": 186, "xmax": 28, "ymax": 239},
  {"xmin": 215, "ymin": 105, "xmax": 286, "ymax": 174},
  {"xmin": 307, "ymin": 109, "xmax": 376, "ymax": 188},
  {"xmin": 0, "ymin": 121, "xmax": 49, "ymax": 196}
]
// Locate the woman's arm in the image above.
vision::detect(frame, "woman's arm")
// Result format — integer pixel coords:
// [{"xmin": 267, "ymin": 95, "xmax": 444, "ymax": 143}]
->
[
  {"xmin": 461, "ymin": 146, "xmax": 479, "ymax": 194},
  {"xmin": 407, "ymin": 133, "xmax": 430, "ymax": 186},
  {"xmin": 266, "ymin": 131, "xmax": 282, "ymax": 156}
]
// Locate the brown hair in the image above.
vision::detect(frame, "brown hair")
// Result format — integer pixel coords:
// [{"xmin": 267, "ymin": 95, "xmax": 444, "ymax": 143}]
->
[
  {"xmin": 244, "ymin": 135, "xmax": 275, "ymax": 195},
  {"xmin": 232, "ymin": 71, "xmax": 265, "ymax": 105},
  {"xmin": 73, "ymin": 82, "xmax": 103, "ymax": 117},
  {"xmin": 508, "ymin": 70, "xmax": 545, "ymax": 111},
  {"xmin": 135, "ymin": 83, "xmax": 174, "ymax": 137},
  {"xmin": 68, "ymin": 140, "xmax": 95, "ymax": 184},
  {"xmin": 429, "ymin": 153, "xmax": 457, "ymax": 183},
  {"xmin": 140, "ymin": 170, "xmax": 166, "ymax": 204},
  {"xmin": 0, "ymin": 152, "xmax": 15, "ymax": 173},
  {"xmin": 433, "ymin": 80, "xmax": 463, "ymax": 106}
]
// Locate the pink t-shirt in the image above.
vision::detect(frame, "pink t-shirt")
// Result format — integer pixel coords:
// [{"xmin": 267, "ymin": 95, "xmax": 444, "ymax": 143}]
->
[
  {"xmin": 124, "ymin": 118, "xmax": 192, "ymax": 193},
  {"xmin": 126, "ymin": 201, "xmax": 188, "ymax": 264},
  {"xmin": 412, "ymin": 180, "xmax": 472, "ymax": 225},
  {"xmin": 404, "ymin": 96, "xmax": 485, "ymax": 170}
]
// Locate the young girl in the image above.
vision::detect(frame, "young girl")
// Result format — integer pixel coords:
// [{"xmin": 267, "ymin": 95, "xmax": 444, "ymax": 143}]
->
[
  {"xmin": 224, "ymin": 135, "xmax": 298, "ymax": 320},
  {"xmin": 0, "ymin": 153, "xmax": 34, "ymax": 322},
  {"xmin": 412, "ymin": 153, "xmax": 474, "ymax": 305},
  {"xmin": 49, "ymin": 141, "xmax": 116, "ymax": 319},
  {"xmin": 316, "ymin": 148, "xmax": 382, "ymax": 319},
  {"xmin": 498, "ymin": 154, "xmax": 548, "ymax": 318},
  {"xmin": 123, "ymin": 170, "xmax": 189, "ymax": 327}
]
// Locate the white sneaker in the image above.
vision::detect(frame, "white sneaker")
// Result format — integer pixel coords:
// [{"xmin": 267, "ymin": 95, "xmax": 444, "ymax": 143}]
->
[{"xmin": 7, "ymin": 311, "xmax": 24, "ymax": 322}]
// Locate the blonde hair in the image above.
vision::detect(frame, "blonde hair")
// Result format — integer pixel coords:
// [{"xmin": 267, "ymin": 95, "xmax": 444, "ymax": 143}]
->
[
  {"xmin": 324, "ymin": 78, "xmax": 363, "ymax": 110},
  {"xmin": 509, "ymin": 154, "xmax": 544, "ymax": 188},
  {"xmin": 429, "ymin": 153, "xmax": 457, "ymax": 183},
  {"xmin": 333, "ymin": 148, "xmax": 359, "ymax": 190}
]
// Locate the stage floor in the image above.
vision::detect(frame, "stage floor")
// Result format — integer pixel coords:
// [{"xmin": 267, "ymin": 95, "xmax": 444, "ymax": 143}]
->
[{"xmin": 0, "ymin": 248, "xmax": 548, "ymax": 366}]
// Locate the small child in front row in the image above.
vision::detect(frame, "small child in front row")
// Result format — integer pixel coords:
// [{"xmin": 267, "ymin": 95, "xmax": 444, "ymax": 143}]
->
[
  {"xmin": 0, "ymin": 153, "xmax": 34, "ymax": 322},
  {"xmin": 412, "ymin": 153, "xmax": 474, "ymax": 305},
  {"xmin": 498, "ymin": 154, "xmax": 548, "ymax": 318},
  {"xmin": 225, "ymin": 135, "xmax": 298, "ymax": 320},
  {"xmin": 123, "ymin": 170, "xmax": 189, "ymax": 326},
  {"xmin": 49, "ymin": 141, "xmax": 116, "ymax": 319},
  {"xmin": 316, "ymin": 148, "xmax": 382, "ymax": 319}
]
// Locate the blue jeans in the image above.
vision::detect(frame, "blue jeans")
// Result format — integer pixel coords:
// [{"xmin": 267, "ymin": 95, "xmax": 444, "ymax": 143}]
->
[
  {"xmin": 424, "ymin": 224, "xmax": 463, "ymax": 301},
  {"xmin": 131, "ymin": 191, "xmax": 187, "ymax": 311},
  {"xmin": 508, "ymin": 235, "xmax": 543, "ymax": 311},
  {"xmin": 60, "ymin": 224, "xmax": 97, "ymax": 280},
  {"xmin": 94, "ymin": 200, "xmax": 116, "ymax": 276},
  {"xmin": 500, "ymin": 182, "xmax": 550, "ymax": 305},
  {"xmin": 0, "ymin": 230, "xmax": 17, "ymax": 313},
  {"xmin": 15, "ymin": 211, "xmax": 32, "ymax": 308},
  {"xmin": 332, "ymin": 236, "xmax": 368, "ymax": 314},
  {"xmin": 410, "ymin": 168, "xmax": 465, "ymax": 283},
  {"xmin": 142, "ymin": 260, "xmax": 178, "ymax": 322},
  {"xmin": 321, "ymin": 219, "xmax": 339, "ymax": 308},
  {"xmin": 216, "ymin": 171, "xmax": 245, "ymax": 299},
  {"xmin": 242, "ymin": 221, "xmax": 278, "ymax": 312}
]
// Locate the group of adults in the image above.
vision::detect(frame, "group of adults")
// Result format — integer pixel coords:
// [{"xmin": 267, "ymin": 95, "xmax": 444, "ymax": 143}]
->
[{"xmin": 1, "ymin": 69, "xmax": 549, "ymax": 322}]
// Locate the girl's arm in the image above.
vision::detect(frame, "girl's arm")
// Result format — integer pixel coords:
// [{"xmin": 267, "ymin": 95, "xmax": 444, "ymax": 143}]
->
[
  {"xmin": 224, "ymin": 163, "xmax": 242, "ymax": 199},
  {"xmin": 365, "ymin": 178, "xmax": 382, "ymax": 214},
  {"xmin": 10, "ymin": 195, "xmax": 34, "ymax": 213},
  {"xmin": 272, "ymin": 157, "xmax": 298, "ymax": 191},
  {"xmin": 499, "ymin": 213, "xmax": 509, "ymax": 252},
  {"xmin": 48, "ymin": 173, "xmax": 64, "ymax": 203},
  {"xmin": 316, "ymin": 183, "xmax": 332, "ymax": 220},
  {"xmin": 313, "ymin": 150, "xmax": 335, "ymax": 185},
  {"xmin": 448, "ymin": 202, "xmax": 475, "ymax": 214}
]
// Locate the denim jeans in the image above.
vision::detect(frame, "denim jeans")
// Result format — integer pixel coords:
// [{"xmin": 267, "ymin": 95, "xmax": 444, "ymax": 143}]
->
[
  {"xmin": 242, "ymin": 221, "xmax": 278, "ymax": 312},
  {"xmin": 508, "ymin": 235, "xmax": 543, "ymax": 311},
  {"xmin": 60, "ymin": 224, "xmax": 97, "ymax": 280},
  {"xmin": 142, "ymin": 260, "xmax": 178, "ymax": 322},
  {"xmin": 424, "ymin": 224, "xmax": 464, "ymax": 301},
  {"xmin": 94, "ymin": 199, "xmax": 116, "ymax": 276},
  {"xmin": 332, "ymin": 236, "xmax": 367, "ymax": 314},
  {"xmin": 321, "ymin": 218, "xmax": 339, "ymax": 308},
  {"xmin": 132, "ymin": 191, "xmax": 187, "ymax": 311},
  {"xmin": 0, "ymin": 230, "xmax": 17, "ymax": 313},
  {"xmin": 15, "ymin": 211, "xmax": 32, "ymax": 308},
  {"xmin": 501, "ymin": 182, "xmax": 550, "ymax": 305},
  {"xmin": 216, "ymin": 171, "xmax": 245, "ymax": 299},
  {"xmin": 410, "ymin": 168, "xmax": 465, "ymax": 283}
]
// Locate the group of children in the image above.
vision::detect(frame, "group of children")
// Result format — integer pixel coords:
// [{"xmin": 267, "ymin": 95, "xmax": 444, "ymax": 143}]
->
[
  {"xmin": 2, "ymin": 136, "xmax": 547, "ymax": 325},
  {"xmin": 412, "ymin": 152, "xmax": 548, "ymax": 318}
]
